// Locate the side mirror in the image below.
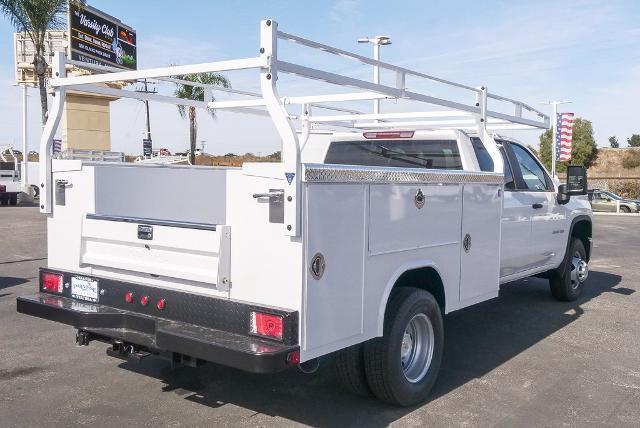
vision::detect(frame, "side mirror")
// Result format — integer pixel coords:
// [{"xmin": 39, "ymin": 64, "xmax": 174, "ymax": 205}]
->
[
  {"xmin": 557, "ymin": 184, "xmax": 570, "ymax": 205},
  {"xmin": 566, "ymin": 165, "xmax": 588, "ymax": 195},
  {"xmin": 557, "ymin": 166, "xmax": 587, "ymax": 205}
]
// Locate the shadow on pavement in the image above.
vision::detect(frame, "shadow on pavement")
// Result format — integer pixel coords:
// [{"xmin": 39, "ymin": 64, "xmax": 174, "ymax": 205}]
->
[
  {"xmin": 117, "ymin": 270, "xmax": 623, "ymax": 427},
  {"xmin": 0, "ymin": 276, "xmax": 29, "ymax": 290}
]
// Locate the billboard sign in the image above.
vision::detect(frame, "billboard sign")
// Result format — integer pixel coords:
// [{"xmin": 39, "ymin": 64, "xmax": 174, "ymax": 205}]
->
[
  {"xmin": 68, "ymin": 3, "xmax": 137, "ymax": 70},
  {"xmin": 14, "ymin": 31, "xmax": 66, "ymax": 85},
  {"xmin": 143, "ymin": 139, "xmax": 153, "ymax": 158}
]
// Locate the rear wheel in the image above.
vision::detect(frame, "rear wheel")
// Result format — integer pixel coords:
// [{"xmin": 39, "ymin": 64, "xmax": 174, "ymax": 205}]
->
[
  {"xmin": 363, "ymin": 288, "xmax": 443, "ymax": 406},
  {"xmin": 334, "ymin": 344, "xmax": 371, "ymax": 396},
  {"xmin": 9, "ymin": 194, "xmax": 18, "ymax": 206},
  {"xmin": 620, "ymin": 205, "xmax": 631, "ymax": 213},
  {"xmin": 550, "ymin": 238, "xmax": 588, "ymax": 301}
]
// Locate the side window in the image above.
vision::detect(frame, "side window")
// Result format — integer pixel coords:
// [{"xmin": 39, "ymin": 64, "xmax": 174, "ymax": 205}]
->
[
  {"xmin": 499, "ymin": 147, "xmax": 516, "ymax": 190},
  {"xmin": 510, "ymin": 144, "xmax": 551, "ymax": 191},
  {"xmin": 470, "ymin": 137, "xmax": 494, "ymax": 172}
]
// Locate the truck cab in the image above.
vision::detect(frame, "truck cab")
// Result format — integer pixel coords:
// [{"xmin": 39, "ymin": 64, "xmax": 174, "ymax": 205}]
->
[{"xmin": 303, "ymin": 130, "xmax": 592, "ymax": 295}]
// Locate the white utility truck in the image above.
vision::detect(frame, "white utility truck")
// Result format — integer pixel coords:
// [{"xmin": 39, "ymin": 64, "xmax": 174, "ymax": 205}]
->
[
  {"xmin": 0, "ymin": 145, "xmax": 22, "ymax": 205},
  {"xmin": 17, "ymin": 20, "xmax": 591, "ymax": 406}
]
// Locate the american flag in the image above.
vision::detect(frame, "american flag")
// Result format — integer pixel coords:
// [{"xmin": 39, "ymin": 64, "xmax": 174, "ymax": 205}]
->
[
  {"xmin": 52, "ymin": 139, "xmax": 62, "ymax": 154},
  {"xmin": 555, "ymin": 113, "xmax": 574, "ymax": 162}
]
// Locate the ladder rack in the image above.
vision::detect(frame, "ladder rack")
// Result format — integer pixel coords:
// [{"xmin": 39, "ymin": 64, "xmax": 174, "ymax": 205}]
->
[{"xmin": 40, "ymin": 19, "xmax": 551, "ymax": 237}]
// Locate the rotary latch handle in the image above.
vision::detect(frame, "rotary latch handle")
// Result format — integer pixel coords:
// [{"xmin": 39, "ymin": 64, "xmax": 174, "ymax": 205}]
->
[{"xmin": 252, "ymin": 190, "xmax": 284, "ymax": 200}]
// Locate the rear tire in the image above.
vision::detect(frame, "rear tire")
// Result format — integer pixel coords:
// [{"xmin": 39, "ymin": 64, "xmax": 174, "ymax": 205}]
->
[
  {"xmin": 9, "ymin": 194, "xmax": 18, "ymax": 206},
  {"xmin": 550, "ymin": 238, "xmax": 588, "ymax": 301},
  {"xmin": 363, "ymin": 287, "xmax": 443, "ymax": 407},
  {"xmin": 334, "ymin": 344, "xmax": 371, "ymax": 397},
  {"xmin": 620, "ymin": 205, "xmax": 630, "ymax": 213}
]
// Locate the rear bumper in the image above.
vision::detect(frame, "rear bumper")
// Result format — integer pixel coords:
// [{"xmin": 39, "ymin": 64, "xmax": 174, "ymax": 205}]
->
[{"xmin": 17, "ymin": 269, "xmax": 300, "ymax": 374}]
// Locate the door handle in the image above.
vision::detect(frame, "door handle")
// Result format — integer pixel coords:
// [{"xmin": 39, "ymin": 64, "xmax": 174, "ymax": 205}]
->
[{"xmin": 532, "ymin": 203, "xmax": 544, "ymax": 209}]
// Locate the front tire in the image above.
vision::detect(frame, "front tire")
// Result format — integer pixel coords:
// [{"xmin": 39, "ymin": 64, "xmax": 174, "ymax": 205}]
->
[
  {"xmin": 550, "ymin": 238, "xmax": 588, "ymax": 301},
  {"xmin": 363, "ymin": 288, "xmax": 443, "ymax": 406},
  {"xmin": 619, "ymin": 205, "xmax": 630, "ymax": 213}
]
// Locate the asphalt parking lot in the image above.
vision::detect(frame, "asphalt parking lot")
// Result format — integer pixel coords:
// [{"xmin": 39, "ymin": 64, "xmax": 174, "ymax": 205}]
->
[{"xmin": 1, "ymin": 207, "xmax": 639, "ymax": 427}]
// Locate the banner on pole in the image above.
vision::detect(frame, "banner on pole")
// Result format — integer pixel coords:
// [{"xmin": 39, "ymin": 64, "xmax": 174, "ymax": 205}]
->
[{"xmin": 555, "ymin": 113, "xmax": 574, "ymax": 162}]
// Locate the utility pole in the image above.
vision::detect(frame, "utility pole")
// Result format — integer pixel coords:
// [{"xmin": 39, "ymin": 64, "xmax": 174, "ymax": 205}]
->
[
  {"xmin": 21, "ymin": 84, "xmax": 29, "ymax": 195},
  {"xmin": 357, "ymin": 36, "xmax": 392, "ymax": 118},
  {"xmin": 542, "ymin": 100, "xmax": 572, "ymax": 178},
  {"xmin": 136, "ymin": 79, "xmax": 156, "ymax": 158}
]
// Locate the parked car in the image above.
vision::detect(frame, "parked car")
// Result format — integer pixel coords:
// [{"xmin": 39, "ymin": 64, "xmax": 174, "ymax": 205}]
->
[{"xmin": 588, "ymin": 189, "xmax": 640, "ymax": 213}]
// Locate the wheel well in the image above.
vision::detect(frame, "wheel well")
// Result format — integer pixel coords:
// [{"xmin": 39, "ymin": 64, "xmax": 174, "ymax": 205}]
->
[
  {"xmin": 572, "ymin": 219, "xmax": 592, "ymax": 261},
  {"xmin": 392, "ymin": 267, "xmax": 445, "ymax": 313}
]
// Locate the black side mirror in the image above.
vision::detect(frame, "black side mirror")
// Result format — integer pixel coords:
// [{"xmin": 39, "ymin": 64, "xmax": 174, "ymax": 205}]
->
[
  {"xmin": 557, "ymin": 184, "xmax": 570, "ymax": 205},
  {"xmin": 566, "ymin": 165, "xmax": 588, "ymax": 195}
]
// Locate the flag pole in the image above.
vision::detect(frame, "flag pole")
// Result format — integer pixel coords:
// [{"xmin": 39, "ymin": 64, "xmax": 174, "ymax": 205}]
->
[
  {"xmin": 541, "ymin": 100, "xmax": 572, "ymax": 179},
  {"xmin": 551, "ymin": 102, "xmax": 557, "ymax": 178}
]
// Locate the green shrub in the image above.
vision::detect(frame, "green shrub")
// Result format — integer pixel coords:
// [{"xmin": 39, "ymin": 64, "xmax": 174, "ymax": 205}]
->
[{"xmin": 622, "ymin": 151, "xmax": 640, "ymax": 169}]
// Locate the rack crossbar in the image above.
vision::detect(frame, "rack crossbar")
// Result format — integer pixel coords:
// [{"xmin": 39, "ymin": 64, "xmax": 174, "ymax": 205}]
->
[{"xmin": 50, "ymin": 57, "xmax": 266, "ymax": 87}]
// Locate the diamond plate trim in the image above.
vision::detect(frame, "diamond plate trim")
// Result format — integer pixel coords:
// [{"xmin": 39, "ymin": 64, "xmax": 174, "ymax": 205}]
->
[{"xmin": 303, "ymin": 164, "xmax": 503, "ymax": 184}]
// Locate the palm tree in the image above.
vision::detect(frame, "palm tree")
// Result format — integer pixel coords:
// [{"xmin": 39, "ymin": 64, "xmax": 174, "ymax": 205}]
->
[
  {"xmin": 174, "ymin": 73, "xmax": 230, "ymax": 165},
  {"xmin": 1, "ymin": 0, "xmax": 85, "ymax": 124}
]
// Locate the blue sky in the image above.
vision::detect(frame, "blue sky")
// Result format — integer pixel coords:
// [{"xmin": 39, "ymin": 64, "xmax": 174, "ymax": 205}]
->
[{"xmin": 1, "ymin": 0, "xmax": 639, "ymax": 155}]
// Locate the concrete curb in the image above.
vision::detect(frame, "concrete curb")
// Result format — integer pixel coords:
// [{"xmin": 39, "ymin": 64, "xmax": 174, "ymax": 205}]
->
[{"xmin": 593, "ymin": 212, "xmax": 640, "ymax": 217}]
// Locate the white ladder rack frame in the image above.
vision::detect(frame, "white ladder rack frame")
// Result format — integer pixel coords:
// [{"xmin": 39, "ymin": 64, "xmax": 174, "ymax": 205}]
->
[{"xmin": 40, "ymin": 19, "xmax": 550, "ymax": 237}]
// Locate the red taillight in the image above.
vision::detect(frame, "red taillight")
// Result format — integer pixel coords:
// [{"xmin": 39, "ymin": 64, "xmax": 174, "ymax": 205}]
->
[
  {"xmin": 140, "ymin": 295, "xmax": 149, "ymax": 306},
  {"xmin": 41, "ymin": 273, "xmax": 63, "ymax": 293},
  {"xmin": 156, "ymin": 298, "xmax": 166, "ymax": 310},
  {"xmin": 124, "ymin": 292, "xmax": 133, "ymax": 303},
  {"xmin": 250, "ymin": 311, "xmax": 284, "ymax": 341},
  {"xmin": 363, "ymin": 130, "xmax": 414, "ymax": 139},
  {"xmin": 0, "ymin": 185, "xmax": 5, "ymax": 192},
  {"xmin": 286, "ymin": 350, "xmax": 300, "ymax": 365}
]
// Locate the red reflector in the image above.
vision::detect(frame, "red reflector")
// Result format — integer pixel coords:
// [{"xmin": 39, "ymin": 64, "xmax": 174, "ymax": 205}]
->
[
  {"xmin": 250, "ymin": 311, "xmax": 284, "ymax": 341},
  {"xmin": 156, "ymin": 298, "xmax": 166, "ymax": 310},
  {"xmin": 42, "ymin": 273, "xmax": 63, "ymax": 293},
  {"xmin": 0, "ymin": 185, "xmax": 5, "ymax": 192},
  {"xmin": 140, "ymin": 295, "xmax": 149, "ymax": 306},
  {"xmin": 124, "ymin": 292, "xmax": 133, "ymax": 303},
  {"xmin": 286, "ymin": 350, "xmax": 300, "ymax": 365},
  {"xmin": 363, "ymin": 130, "xmax": 415, "ymax": 139}
]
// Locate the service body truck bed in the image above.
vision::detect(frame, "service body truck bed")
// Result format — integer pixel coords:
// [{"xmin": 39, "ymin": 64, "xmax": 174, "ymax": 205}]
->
[{"xmin": 17, "ymin": 20, "xmax": 592, "ymax": 406}]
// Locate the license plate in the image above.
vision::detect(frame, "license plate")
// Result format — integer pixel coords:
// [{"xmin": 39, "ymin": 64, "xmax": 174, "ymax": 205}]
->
[{"xmin": 71, "ymin": 276, "xmax": 99, "ymax": 302}]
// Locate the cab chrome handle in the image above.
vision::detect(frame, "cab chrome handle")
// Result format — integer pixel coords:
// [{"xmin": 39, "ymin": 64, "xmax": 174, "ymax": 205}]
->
[{"xmin": 532, "ymin": 203, "xmax": 544, "ymax": 209}]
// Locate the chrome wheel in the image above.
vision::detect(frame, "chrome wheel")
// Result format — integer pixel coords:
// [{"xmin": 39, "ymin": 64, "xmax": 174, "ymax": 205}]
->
[
  {"xmin": 570, "ymin": 251, "xmax": 588, "ymax": 290},
  {"xmin": 400, "ymin": 313, "xmax": 434, "ymax": 383}
]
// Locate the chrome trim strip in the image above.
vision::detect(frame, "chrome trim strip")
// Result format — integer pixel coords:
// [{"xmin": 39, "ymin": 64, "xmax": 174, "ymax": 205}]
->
[
  {"xmin": 303, "ymin": 164, "xmax": 504, "ymax": 184},
  {"xmin": 86, "ymin": 214, "xmax": 217, "ymax": 231}
]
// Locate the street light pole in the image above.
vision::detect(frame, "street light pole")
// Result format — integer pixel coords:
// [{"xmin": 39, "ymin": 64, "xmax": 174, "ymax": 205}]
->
[
  {"xmin": 373, "ymin": 42, "xmax": 380, "ymax": 115},
  {"xmin": 542, "ymin": 100, "xmax": 572, "ymax": 178},
  {"xmin": 358, "ymin": 36, "xmax": 391, "ymax": 118}
]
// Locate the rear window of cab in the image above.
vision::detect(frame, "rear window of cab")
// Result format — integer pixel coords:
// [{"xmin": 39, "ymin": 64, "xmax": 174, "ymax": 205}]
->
[{"xmin": 324, "ymin": 139, "xmax": 462, "ymax": 169}]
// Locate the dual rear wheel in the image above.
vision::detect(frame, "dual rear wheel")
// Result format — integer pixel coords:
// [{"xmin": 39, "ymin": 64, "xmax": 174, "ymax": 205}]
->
[{"xmin": 334, "ymin": 288, "xmax": 444, "ymax": 406}]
